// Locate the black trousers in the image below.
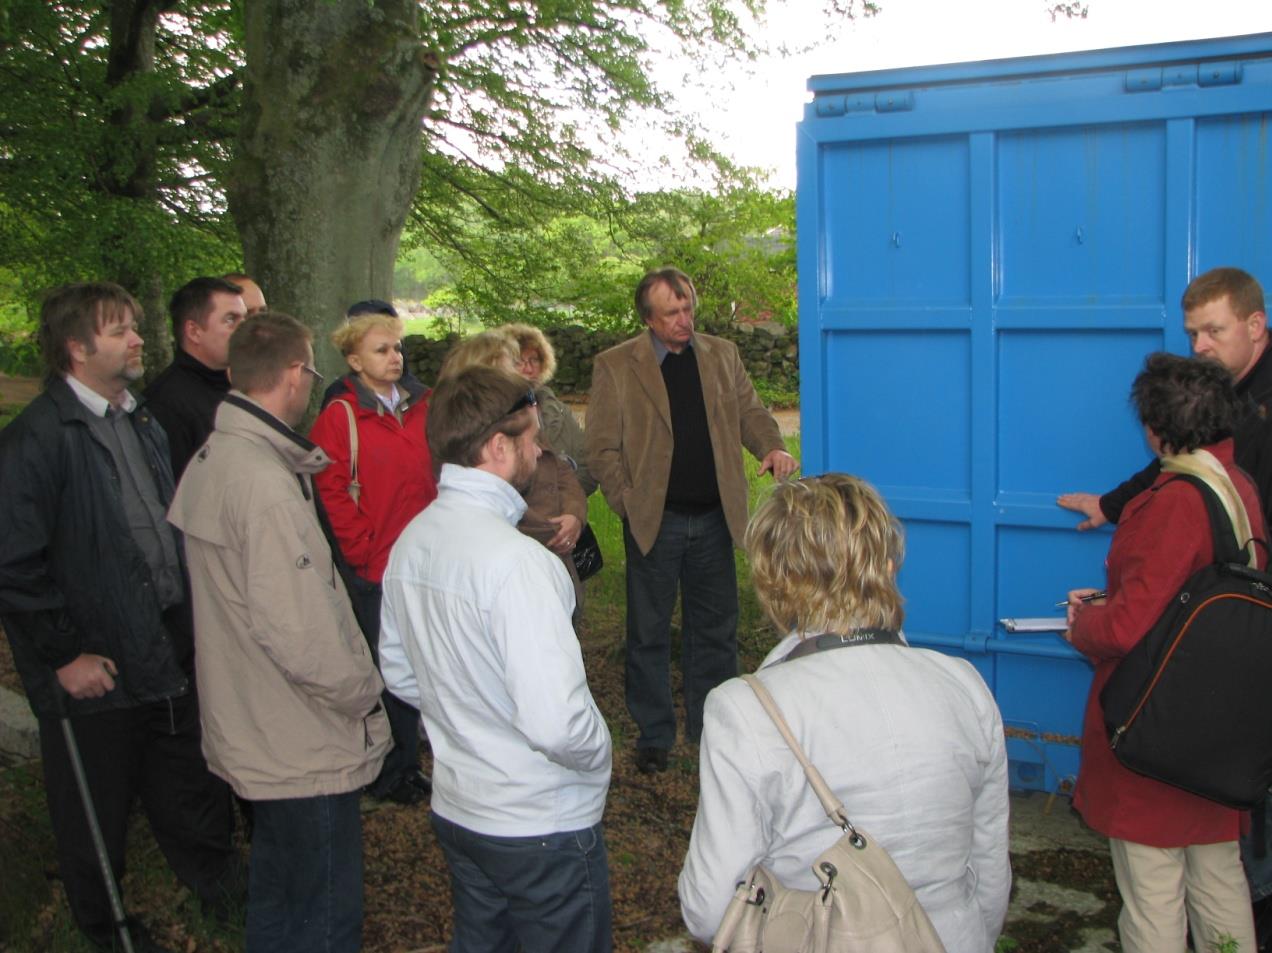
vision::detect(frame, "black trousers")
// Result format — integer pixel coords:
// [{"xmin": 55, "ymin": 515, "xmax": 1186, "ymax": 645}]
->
[
  {"xmin": 39, "ymin": 691, "xmax": 237, "ymax": 945},
  {"xmin": 350, "ymin": 577, "xmax": 423, "ymax": 796}
]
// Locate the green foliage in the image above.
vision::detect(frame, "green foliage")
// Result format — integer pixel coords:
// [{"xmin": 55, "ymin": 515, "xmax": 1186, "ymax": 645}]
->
[
  {"xmin": 0, "ymin": 269, "xmax": 39, "ymax": 375},
  {"xmin": 1, "ymin": 0, "xmax": 853, "ymax": 348},
  {"xmin": 420, "ymin": 182, "xmax": 795, "ymax": 332},
  {"xmin": 754, "ymin": 377, "xmax": 800, "ymax": 409},
  {"xmin": 0, "ymin": 2, "xmax": 242, "ymax": 315},
  {"xmin": 394, "ymin": 246, "xmax": 452, "ymax": 302}
]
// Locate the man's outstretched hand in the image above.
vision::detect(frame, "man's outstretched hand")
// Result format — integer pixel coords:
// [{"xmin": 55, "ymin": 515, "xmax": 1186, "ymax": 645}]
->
[{"xmin": 1057, "ymin": 492, "xmax": 1108, "ymax": 532}]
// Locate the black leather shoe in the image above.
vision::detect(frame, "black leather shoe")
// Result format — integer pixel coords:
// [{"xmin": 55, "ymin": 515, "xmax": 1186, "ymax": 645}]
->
[{"xmin": 634, "ymin": 747, "xmax": 669, "ymax": 774}]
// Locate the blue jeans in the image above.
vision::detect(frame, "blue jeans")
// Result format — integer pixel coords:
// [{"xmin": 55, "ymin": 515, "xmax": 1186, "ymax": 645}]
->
[
  {"xmin": 429, "ymin": 812, "xmax": 612, "ymax": 953},
  {"xmin": 246, "ymin": 791, "xmax": 364, "ymax": 953},
  {"xmin": 623, "ymin": 506, "xmax": 739, "ymax": 749}
]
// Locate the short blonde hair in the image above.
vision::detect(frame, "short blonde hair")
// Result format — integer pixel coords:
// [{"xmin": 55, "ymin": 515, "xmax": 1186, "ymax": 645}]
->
[
  {"xmin": 500, "ymin": 323, "xmax": 558, "ymax": 385},
  {"xmin": 745, "ymin": 474, "xmax": 905, "ymax": 635},
  {"xmin": 330, "ymin": 313, "xmax": 404, "ymax": 358},
  {"xmin": 438, "ymin": 331, "xmax": 519, "ymax": 379}
]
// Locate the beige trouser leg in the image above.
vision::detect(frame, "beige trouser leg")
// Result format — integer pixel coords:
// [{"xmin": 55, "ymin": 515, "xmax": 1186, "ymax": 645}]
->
[{"xmin": 1109, "ymin": 838, "xmax": 1255, "ymax": 953}]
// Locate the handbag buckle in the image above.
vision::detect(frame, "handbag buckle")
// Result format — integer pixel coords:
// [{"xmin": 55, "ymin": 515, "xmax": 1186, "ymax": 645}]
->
[
  {"xmin": 819, "ymin": 861, "xmax": 838, "ymax": 902},
  {"xmin": 836, "ymin": 813, "xmax": 867, "ymax": 849}
]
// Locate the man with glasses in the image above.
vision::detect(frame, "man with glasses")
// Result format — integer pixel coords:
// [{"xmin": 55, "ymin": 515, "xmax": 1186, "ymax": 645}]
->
[
  {"xmin": 169, "ymin": 312, "xmax": 390, "ymax": 953},
  {"xmin": 379, "ymin": 365, "xmax": 614, "ymax": 952},
  {"xmin": 144, "ymin": 276, "xmax": 249, "ymax": 478}
]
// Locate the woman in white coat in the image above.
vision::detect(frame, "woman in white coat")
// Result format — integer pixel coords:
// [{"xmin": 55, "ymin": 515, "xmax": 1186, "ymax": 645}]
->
[{"xmin": 678, "ymin": 474, "xmax": 1011, "ymax": 953}]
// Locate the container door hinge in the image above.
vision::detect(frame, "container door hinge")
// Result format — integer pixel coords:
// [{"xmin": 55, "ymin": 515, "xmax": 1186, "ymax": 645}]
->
[
  {"xmin": 962, "ymin": 629, "xmax": 991, "ymax": 654},
  {"xmin": 814, "ymin": 91, "xmax": 915, "ymax": 116},
  {"xmin": 1198, "ymin": 61, "xmax": 1242, "ymax": 86},
  {"xmin": 1126, "ymin": 61, "xmax": 1242, "ymax": 92}
]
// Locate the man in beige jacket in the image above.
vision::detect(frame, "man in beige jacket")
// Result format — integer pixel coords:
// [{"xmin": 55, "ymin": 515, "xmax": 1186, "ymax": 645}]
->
[
  {"xmin": 169, "ymin": 312, "xmax": 390, "ymax": 953},
  {"xmin": 586, "ymin": 267, "xmax": 798, "ymax": 774}
]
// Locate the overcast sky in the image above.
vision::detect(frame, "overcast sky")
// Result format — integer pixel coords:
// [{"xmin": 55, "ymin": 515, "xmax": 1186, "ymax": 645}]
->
[{"xmin": 672, "ymin": 0, "xmax": 1272, "ymax": 189}]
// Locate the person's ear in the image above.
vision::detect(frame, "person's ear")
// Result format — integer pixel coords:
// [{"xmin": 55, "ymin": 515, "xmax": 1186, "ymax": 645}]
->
[
  {"xmin": 66, "ymin": 336, "xmax": 89, "ymax": 368},
  {"xmin": 346, "ymin": 352, "xmax": 364, "ymax": 374},
  {"xmin": 1247, "ymin": 311, "xmax": 1268, "ymax": 343},
  {"xmin": 477, "ymin": 430, "xmax": 504, "ymax": 468}
]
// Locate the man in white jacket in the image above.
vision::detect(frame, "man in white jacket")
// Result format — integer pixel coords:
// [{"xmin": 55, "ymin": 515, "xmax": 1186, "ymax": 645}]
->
[{"xmin": 380, "ymin": 364, "xmax": 613, "ymax": 952}]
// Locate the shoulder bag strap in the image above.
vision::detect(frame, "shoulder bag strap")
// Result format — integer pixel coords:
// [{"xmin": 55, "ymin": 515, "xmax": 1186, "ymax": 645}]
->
[
  {"xmin": 1163, "ymin": 473, "xmax": 1248, "ymax": 565},
  {"xmin": 338, "ymin": 399, "xmax": 361, "ymax": 507},
  {"xmin": 740, "ymin": 674, "xmax": 860, "ymax": 839}
]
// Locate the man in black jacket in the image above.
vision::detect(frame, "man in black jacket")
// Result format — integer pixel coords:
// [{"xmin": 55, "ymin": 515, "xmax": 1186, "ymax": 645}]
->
[
  {"xmin": 0, "ymin": 282, "xmax": 238, "ymax": 952},
  {"xmin": 143, "ymin": 276, "xmax": 247, "ymax": 478},
  {"xmin": 1059, "ymin": 267, "xmax": 1272, "ymax": 529}
]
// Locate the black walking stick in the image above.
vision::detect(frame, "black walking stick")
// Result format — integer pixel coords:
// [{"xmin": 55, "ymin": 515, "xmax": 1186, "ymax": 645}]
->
[{"xmin": 60, "ymin": 701, "xmax": 135, "ymax": 953}]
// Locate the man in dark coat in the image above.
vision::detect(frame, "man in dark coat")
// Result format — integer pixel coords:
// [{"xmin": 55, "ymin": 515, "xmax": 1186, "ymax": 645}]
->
[
  {"xmin": 1059, "ymin": 267, "xmax": 1272, "ymax": 529},
  {"xmin": 143, "ymin": 276, "xmax": 247, "ymax": 478},
  {"xmin": 0, "ymin": 282, "xmax": 238, "ymax": 953}
]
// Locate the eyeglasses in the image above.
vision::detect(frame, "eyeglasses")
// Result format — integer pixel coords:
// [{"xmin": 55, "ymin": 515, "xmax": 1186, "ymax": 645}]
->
[
  {"xmin": 506, "ymin": 389, "xmax": 537, "ymax": 416},
  {"xmin": 298, "ymin": 363, "xmax": 325, "ymax": 386}
]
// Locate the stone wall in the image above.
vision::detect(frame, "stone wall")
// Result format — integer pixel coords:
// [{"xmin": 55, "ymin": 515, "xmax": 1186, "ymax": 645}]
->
[{"xmin": 404, "ymin": 322, "xmax": 798, "ymax": 396}]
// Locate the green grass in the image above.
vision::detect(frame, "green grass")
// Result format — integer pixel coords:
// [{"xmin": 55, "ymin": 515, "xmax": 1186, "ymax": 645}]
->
[{"xmin": 400, "ymin": 314, "xmax": 485, "ymax": 339}]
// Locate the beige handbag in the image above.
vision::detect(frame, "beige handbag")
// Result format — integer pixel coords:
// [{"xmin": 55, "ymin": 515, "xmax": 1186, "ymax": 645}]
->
[
  {"xmin": 337, "ymin": 399, "xmax": 363, "ymax": 506},
  {"xmin": 711, "ymin": 673, "xmax": 947, "ymax": 953}
]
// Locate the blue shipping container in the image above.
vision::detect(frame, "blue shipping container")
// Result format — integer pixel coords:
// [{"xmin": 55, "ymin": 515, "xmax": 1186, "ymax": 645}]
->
[{"xmin": 796, "ymin": 33, "xmax": 1272, "ymax": 793}]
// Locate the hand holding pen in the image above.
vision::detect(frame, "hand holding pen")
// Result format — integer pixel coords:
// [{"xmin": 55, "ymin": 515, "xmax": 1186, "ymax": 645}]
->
[
  {"xmin": 1054, "ymin": 590, "xmax": 1107, "ymax": 608},
  {"xmin": 1060, "ymin": 588, "xmax": 1107, "ymax": 630}
]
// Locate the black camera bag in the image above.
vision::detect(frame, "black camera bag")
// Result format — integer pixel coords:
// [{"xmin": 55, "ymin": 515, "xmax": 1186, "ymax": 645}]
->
[{"xmin": 1100, "ymin": 474, "xmax": 1272, "ymax": 810}]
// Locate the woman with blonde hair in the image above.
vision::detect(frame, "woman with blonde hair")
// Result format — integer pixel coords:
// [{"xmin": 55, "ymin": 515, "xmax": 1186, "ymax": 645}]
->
[
  {"xmin": 308, "ymin": 310, "xmax": 437, "ymax": 805},
  {"xmin": 500, "ymin": 323, "xmax": 595, "ymax": 495},
  {"xmin": 439, "ymin": 332, "xmax": 588, "ymax": 612},
  {"xmin": 678, "ymin": 474, "xmax": 1011, "ymax": 953}
]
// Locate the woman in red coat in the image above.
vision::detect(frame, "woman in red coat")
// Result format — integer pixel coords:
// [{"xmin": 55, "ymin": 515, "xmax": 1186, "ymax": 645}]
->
[
  {"xmin": 309, "ymin": 311, "xmax": 438, "ymax": 805},
  {"xmin": 1066, "ymin": 352, "xmax": 1262, "ymax": 953}
]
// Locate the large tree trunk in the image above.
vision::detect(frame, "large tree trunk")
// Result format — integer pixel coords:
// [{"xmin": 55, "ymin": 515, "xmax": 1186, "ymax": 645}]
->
[
  {"xmin": 227, "ymin": 1, "xmax": 437, "ymax": 381},
  {"xmin": 103, "ymin": 0, "xmax": 170, "ymax": 379}
]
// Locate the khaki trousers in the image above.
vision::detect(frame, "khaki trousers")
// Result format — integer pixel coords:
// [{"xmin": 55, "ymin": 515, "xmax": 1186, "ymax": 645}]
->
[{"xmin": 1109, "ymin": 837, "xmax": 1255, "ymax": 953}]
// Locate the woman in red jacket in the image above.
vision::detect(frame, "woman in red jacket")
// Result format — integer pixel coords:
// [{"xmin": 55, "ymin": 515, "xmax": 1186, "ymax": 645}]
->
[
  {"xmin": 309, "ymin": 310, "xmax": 438, "ymax": 805},
  {"xmin": 1066, "ymin": 353, "xmax": 1262, "ymax": 953}
]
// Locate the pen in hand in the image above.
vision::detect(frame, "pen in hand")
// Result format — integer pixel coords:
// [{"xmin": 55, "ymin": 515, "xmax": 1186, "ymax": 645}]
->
[{"xmin": 1054, "ymin": 590, "xmax": 1107, "ymax": 608}]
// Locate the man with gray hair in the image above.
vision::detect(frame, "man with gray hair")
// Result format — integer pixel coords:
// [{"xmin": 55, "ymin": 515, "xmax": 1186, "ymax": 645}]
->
[
  {"xmin": 586, "ymin": 266, "xmax": 798, "ymax": 774},
  {"xmin": 169, "ymin": 312, "xmax": 390, "ymax": 953},
  {"xmin": 380, "ymin": 364, "xmax": 613, "ymax": 952}
]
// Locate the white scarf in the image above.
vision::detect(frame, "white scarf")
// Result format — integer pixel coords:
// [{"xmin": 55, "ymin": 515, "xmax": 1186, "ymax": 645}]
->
[{"xmin": 1160, "ymin": 448, "xmax": 1256, "ymax": 567}]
